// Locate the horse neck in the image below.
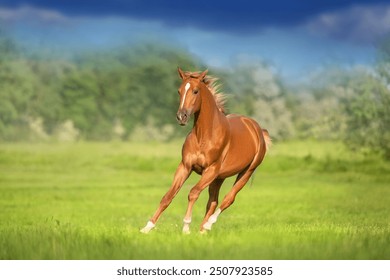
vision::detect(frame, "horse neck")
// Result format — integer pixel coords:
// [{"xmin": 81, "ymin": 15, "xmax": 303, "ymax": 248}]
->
[{"xmin": 193, "ymin": 86, "xmax": 225, "ymax": 142}]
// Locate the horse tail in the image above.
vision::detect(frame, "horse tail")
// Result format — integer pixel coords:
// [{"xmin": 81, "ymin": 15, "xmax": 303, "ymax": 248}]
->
[{"xmin": 262, "ymin": 129, "xmax": 272, "ymax": 152}]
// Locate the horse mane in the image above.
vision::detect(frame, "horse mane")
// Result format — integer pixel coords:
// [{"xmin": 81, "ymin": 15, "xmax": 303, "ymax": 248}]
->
[{"xmin": 184, "ymin": 70, "xmax": 227, "ymax": 114}]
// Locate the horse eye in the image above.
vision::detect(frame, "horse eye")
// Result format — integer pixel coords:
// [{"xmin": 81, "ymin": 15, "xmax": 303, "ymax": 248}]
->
[{"xmin": 193, "ymin": 89, "xmax": 199, "ymax": 95}]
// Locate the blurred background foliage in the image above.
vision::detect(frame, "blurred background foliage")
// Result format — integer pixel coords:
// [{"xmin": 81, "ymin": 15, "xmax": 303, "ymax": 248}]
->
[{"xmin": 1, "ymin": 27, "xmax": 390, "ymax": 159}]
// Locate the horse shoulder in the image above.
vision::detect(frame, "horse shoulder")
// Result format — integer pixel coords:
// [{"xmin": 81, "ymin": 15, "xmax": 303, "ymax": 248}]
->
[{"xmin": 180, "ymin": 132, "xmax": 198, "ymax": 166}]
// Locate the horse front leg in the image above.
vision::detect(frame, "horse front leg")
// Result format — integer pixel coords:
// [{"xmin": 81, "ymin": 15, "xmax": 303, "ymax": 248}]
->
[
  {"xmin": 182, "ymin": 164, "xmax": 220, "ymax": 234},
  {"xmin": 140, "ymin": 162, "xmax": 191, "ymax": 233}
]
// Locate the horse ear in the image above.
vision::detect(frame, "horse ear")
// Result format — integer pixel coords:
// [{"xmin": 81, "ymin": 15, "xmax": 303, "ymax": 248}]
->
[
  {"xmin": 199, "ymin": 69, "xmax": 208, "ymax": 82},
  {"xmin": 178, "ymin": 67, "xmax": 186, "ymax": 80}
]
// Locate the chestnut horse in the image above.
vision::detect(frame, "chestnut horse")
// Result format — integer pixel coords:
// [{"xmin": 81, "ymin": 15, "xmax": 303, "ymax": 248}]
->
[{"xmin": 140, "ymin": 68, "xmax": 271, "ymax": 234}]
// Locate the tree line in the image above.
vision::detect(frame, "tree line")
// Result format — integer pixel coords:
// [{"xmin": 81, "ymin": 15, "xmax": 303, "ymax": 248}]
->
[{"xmin": 0, "ymin": 30, "xmax": 389, "ymax": 159}]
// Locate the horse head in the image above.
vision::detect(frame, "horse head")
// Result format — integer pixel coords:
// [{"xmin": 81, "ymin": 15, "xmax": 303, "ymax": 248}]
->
[{"xmin": 176, "ymin": 67, "xmax": 208, "ymax": 126}]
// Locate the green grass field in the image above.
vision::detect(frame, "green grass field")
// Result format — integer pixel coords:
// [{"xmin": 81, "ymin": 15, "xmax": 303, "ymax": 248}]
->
[{"xmin": 0, "ymin": 140, "xmax": 389, "ymax": 259}]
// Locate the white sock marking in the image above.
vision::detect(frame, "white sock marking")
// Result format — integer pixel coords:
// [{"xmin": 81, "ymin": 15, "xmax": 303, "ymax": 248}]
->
[
  {"xmin": 182, "ymin": 217, "xmax": 191, "ymax": 234},
  {"xmin": 203, "ymin": 208, "xmax": 221, "ymax": 230},
  {"xmin": 180, "ymin": 82, "xmax": 190, "ymax": 109},
  {"xmin": 140, "ymin": 221, "xmax": 155, "ymax": 233}
]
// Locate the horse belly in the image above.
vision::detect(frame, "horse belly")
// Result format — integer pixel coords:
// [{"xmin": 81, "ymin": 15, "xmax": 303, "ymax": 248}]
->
[{"xmin": 218, "ymin": 117, "xmax": 260, "ymax": 178}]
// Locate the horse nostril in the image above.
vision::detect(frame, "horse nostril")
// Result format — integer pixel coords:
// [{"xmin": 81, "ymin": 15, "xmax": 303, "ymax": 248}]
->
[{"xmin": 177, "ymin": 111, "xmax": 188, "ymax": 125}]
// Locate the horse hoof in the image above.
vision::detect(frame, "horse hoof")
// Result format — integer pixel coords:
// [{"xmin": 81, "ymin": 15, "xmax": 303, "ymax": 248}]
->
[
  {"xmin": 203, "ymin": 221, "xmax": 212, "ymax": 231},
  {"xmin": 200, "ymin": 229, "xmax": 209, "ymax": 235},
  {"xmin": 182, "ymin": 226, "xmax": 191, "ymax": 234},
  {"xmin": 140, "ymin": 221, "xmax": 155, "ymax": 234},
  {"xmin": 140, "ymin": 228, "xmax": 150, "ymax": 234}
]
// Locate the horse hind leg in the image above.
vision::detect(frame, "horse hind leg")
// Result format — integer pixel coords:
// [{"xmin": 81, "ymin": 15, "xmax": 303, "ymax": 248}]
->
[
  {"xmin": 202, "ymin": 121, "xmax": 267, "ymax": 232},
  {"xmin": 202, "ymin": 167, "xmax": 255, "ymax": 232},
  {"xmin": 199, "ymin": 178, "xmax": 224, "ymax": 233}
]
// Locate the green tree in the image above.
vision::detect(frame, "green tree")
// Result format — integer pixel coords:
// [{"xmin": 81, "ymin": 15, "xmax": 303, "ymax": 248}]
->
[
  {"xmin": 334, "ymin": 37, "xmax": 390, "ymax": 159},
  {"xmin": 59, "ymin": 43, "xmax": 200, "ymax": 140},
  {"xmin": 291, "ymin": 67, "xmax": 352, "ymax": 140},
  {"xmin": 222, "ymin": 61, "xmax": 295, "ymax": 140},
  {"xmin": 0, "ymin": 59, "xmax": 40, "ymax": 140},
  {"xmin": 342, "ymin": 69, "xmax": 390, "ymax": 159}
]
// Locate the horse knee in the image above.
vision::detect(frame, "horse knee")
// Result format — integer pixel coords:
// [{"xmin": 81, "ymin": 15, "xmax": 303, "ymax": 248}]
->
[
  {"xmin": 188, "ymin": 189, "xmax": 200, "ymax": 202},
  {"xmin": 210, "ymin": 201, "xmax": 218, "ymax": 208},
  {"xmin": 221, "ymin": 194, "xmax": 235, "ymax": 209},
  {"xmin": 160, "ymin": 195, "xmax": 171, "ymax": 209},
  {"xmin": 206, "ymin": 200, "xmax": 218, "ymax": 211}
]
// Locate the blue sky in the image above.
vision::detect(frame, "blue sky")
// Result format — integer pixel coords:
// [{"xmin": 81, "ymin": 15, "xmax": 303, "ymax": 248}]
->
[{"xmin": 1, "ymin": 0, "xmax": 389, "ymax": 81}]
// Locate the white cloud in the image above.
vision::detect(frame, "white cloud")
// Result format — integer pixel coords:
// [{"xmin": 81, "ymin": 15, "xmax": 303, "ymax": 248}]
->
[
  {"xmin": 304, "ymin": 4, "xmax": 390, "ymax": 43},
  {"xmin": 0, "ymin": 5, "xmax": 69, "ymax": 23}
]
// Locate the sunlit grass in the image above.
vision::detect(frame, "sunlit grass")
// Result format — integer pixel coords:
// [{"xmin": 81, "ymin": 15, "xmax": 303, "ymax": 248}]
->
[{"xmin": 0, "ymin": 141, "xmax": 389, "ymax": 259}]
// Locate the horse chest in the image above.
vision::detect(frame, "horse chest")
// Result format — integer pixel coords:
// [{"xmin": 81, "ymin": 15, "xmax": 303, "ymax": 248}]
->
[
  {"xmin": 183, "ymin": 132, "xmax": 226, "ymax": 174},
  {"xmin": 190, "ymin": 152, "xmax": 207, "ymax": 173},
  {"xmin": 188, "ymin": 148, "xmax": 224, "ymax": 174}
]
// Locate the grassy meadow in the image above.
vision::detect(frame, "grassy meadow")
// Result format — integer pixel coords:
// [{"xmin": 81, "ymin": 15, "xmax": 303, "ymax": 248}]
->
[{"xmin": 0, "ymin": 140, "xmax": 389, "ymax": 259}]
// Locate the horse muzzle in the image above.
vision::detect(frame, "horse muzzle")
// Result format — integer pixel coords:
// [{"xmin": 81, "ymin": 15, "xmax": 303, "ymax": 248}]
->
[{"xmin": 176, "ymin": 110, "xmax": 190, "ymax": 126}]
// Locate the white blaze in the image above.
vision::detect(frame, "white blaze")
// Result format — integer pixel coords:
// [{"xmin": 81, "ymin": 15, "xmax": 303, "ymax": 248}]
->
[{"xmin": 180, "ymin": 82, "xmax": 191, "ymax": 110}]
